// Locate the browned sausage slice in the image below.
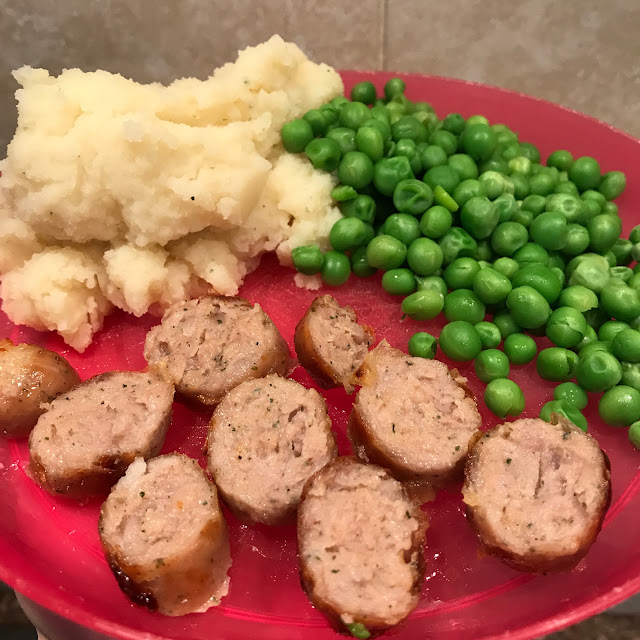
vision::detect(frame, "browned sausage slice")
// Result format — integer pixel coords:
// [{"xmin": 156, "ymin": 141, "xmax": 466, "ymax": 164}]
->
[
  {"xmin": 349, "ymin": 341, "xmax": 482, "ymax": 489},
  {"xmin": 29, "ymin": 371, "xmax": 174, "ymax": 497},
  {"xmin": 294, "ymin": 295, "xmax": 374, "ymax": 393},
  {"xmin": 0, "ymin": 340, "xmax": 80, "ymax": 438},
  {"xmin": 298, "ymin": 457, "xmax": 427, "ymax": 636},
  {"xmin": 462, "ymin": 415, "xmax": 611, "ymax": 573},
  {"xmin": 207, "ymin": 374, "xmax": 337, "ymax": 525},
  {"xmin": 144, "ymin": 295, "xmax": 293, "ymax": 406},
  {"xmin": 99, "ymin": 454, "xmax": 231, "ymax": 615}
]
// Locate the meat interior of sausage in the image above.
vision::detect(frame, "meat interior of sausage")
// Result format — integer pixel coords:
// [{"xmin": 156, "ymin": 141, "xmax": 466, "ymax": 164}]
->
[
  {"xmin": 300, "ymin": 461, "xmax": 421, "ymax": 624},
  {"xmin": 103, "ymin": 456, "xmax": 220, "ymax": 565},
  {"xmin": 308, "ymin": 296, "xmax": 373, "ymax": 384},
  {"xmin": 463, "ymin": 419, "xmax": 609, "ymax": 557},
  {"xmin": 356, "ymin": 345, "xmax": 481, "ymax": 473},
  {"xmin": 144, "ymin": 297, "xmax": 285, "ymax": 398},
  {"xmin": 209, "ymin": 375, "xmax": 336, "ymax": 518},
  {"xmin": 30, "ymin": 372, "xmax": 174, "ymax": 475}
]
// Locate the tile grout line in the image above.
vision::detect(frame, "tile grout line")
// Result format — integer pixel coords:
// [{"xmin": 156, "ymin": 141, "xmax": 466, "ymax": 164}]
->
[{"xmin": 381, "ymin": 0, "xmax": 389, "ymax": 71}]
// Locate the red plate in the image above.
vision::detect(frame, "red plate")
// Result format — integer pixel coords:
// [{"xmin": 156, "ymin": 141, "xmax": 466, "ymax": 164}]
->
[{"xmin": 1, "ymin": 71, "xmax": 640, "ymax": 640}]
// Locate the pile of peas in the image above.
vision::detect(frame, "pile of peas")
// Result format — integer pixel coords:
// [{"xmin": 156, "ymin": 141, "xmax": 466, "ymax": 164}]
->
[{"xmin": 283, "ymin": 78, "xmax": 640, "ymax": 450}]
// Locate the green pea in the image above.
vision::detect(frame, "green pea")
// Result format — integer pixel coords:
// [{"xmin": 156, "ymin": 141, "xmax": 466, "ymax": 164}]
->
[
  {"xmin": 557, "ymin": 285, "xmax": 598, "ymax": 312},
  {"xmin": 536, "ymin": 347, "xmax": 578, "ymax": 382},
  {"xmin": 545, "ymin": 307, "xmax": 587, "ymax": 348},
  {"xmin": 539, "ymin": 400, "xmax": 587, "ymax": 431},
  {"xmin": 472, "ymin": 268, "xmax": 512, "ymax": 304},
  {"xmin": 349, "ymin": 246, "xmax": 375, "ymax": 278},
  {"xmin": 444, "ymin": 257, "xmax": 481, "ymax": 290},
  {"xmin": 381, "ymin": 268, "xmax": 416, "ymax": 295},
  {"xmin": 329, "ymin": 218, "xmax": 368, "ymax": 252},
  {"xmin": 392, "ymin": 179, "xmax": 433, "ymax": 216},
  {"xmin": 354, "ymin": 126, "xmax": 384, "ymax": 162},
  {"xmin": 346, "ymin": 621, "xmax": 372, "ymax": 640},
  {"xmin": 507, "ymin": 286, "xmax": 551, "ymax": 329},
  {"xmin": 453, "ymin": 179, "xmax": 486, "ymax": 207},
  {"xmin": 547, "ymin": 150, "xmax": 573, "ymax": 171},
  {"xmin": 391, "ymin": 116, "xmax": 427, "ymax": 144},
  {"xmin": 475, "ymin": 349, "xmax": 510, "ymax": 383},
  {"xmin": 330, "ymin": 96, "xmax": 349, "ymax": 110},
  {"xmin": 337, "ymin": 151, "xmax": 374, "ymax": 189},
  {"xmin": 521, "ymin": 194, "xmax": 546, "ymax": 216},
  {"xmin": 460, "ymin": 196, "xmax": 499, "ymax": 240},
  {"xmin": 373, "ymin": 156, "xmax": 414, "ymax": 196},
  {"xmin": 602, "ymin": 201, "xmax": 618, "ymax": 216},
  {"xmin": 610, "ymin": 266, "xmax": 633, "ymax": 284},
  {"xmin": 475, "ymin": 239, "xmax": 493, "ymax": 262},
  {"xmin": 511, "ymin": 264, "xmax": 562, "ymax": 304},
  {"xmin": 383, "ymin": 213, "xmax": 421, "ymax": 246},
  {"xmin": 587, "ymin": 214, "xmax": 622, "ymax": 254},
  {"xmin": 433, "ymin": 185, "xmax": 460, "ymax": 212},
  {"xmin": 419, "ymin": 205, "xmax": 452, "ymax": 239},
  {"xmin": 491, "ymin": 222, "xmax": 528, "ymax": 256},
  {"xmin": 466, "ymin": 114, "xmax": 490, "ymax": 127},
  {"xmin": 484, "ymin": 378, "xmax": 525, "ymax": 418},
  {"xmin": 576, "ymin": 198, "xmax": 601, "ymax": 225},
  {"xmin": 529, "ymin": 211, "xmax": 568, "ymax": 250},
  {"xmin": 622, "ymin": 362, "xmax": 640, "ymax": 392},
  {"xmin": 492, "ymin": 256, "xmax": 519, "ymax": 280},
  {"xmin": 331, "ymin": 185, "xmax": 358, "ymax": 202},
  {"xmin": 439, "ymin": 321, "xmax": 483, "ymax": 361},
  {"xmin": 528, "ymin": 172, "xmax": 555, "ymax": 197},
  {"xmin": 326, "ymin": 127, "xmax": 357, "ymax": 155},
  {"xmin": 509, "ymin": 156, "xmax": 532, "ymax": 176},
  {"xmin": 407, "ymin": 237, "xmax": 444, "ymax": 276},
  {"xmin": 442, "ymin": 113, "xmax": 466, "ymax": 135},
  {"xmin": 555, "ymin": 181, "xmax": 580, "ymax": 197},
  {"xmin": 444, "ymin": 289, "xmax": 486, "ymax": 324},
  {"xmin": 517, "ymin": 141, "xmax": 540, "ymax": 164},
  {"xmin": 423, "ymin": 165, "xmax": 461, "ymax": 194},
  {"xmin": 599, "ymin": 385, "xmax": 640, "ymax": 427},
  {"xmin": 439, "ymin": 228, "xmax": 478, "ymax": 264},
  {"xmin": 568, "ymin": 258, "xmax": 610, "ymax": 293},
  {"xmin": 575, "ymin": 324, "xmax": 599, "ymax": 351},
  {"xmin": 341, "ymin": 194, "xmax": 376, "ymax": 224},
  {"xmin": 321, "ymin": 251, "xmax": 351, "ymax": 286},
  {"xmin": 476, "ymin": 321, "xmax": 502, "ymax": 349},
  {"xmin": 611, "ymin": 328, "xmax": 640, "ymax": 363},
  {"xmin": 611, "ymin": 238, "xmax": 633, "ymax": 266},
  {"xmin": 416, "ymin": 275, "xmax": 448, "ymax": 297},
  {"xmin": 303, "ymin": 109, "xmax": 330, "ymax": 136},
  {"xmin": 366, "ymin": 234, "xmax": 407, "ymax": 270},
  {"xmin": 392, "ymin": 138, "xmax": 422, "ymax": 174},
  {"xmin": 575, "ymin": 350, "xmax": 622, "ymax": 392},
  {"xmin": 477, "ymin": 171, "xmax": 509, "ymax": 200},
  {"xmin": 568, "ymin": 156, "xmax": 601, "ymax": 192},
  {"xmin": 501, "ymin": 142, "xmax": 522, "ymax": 162},
  {"xmin": 629, "ymin": 421, "xmax": 640, "ymax": 449},
  {"xmin": 448, "ymin": 154, "xmax": 479, "ymax": 181},
  {"xmin": 292, "ymin": 245, "xmax": 324, "ymax": 275},
  {"xmin": 420, "ymin": 145, "xmax": 448, "ymax": 171},
  {"xmin": 512, "ymin": 243, "xmax": 549, "ymax": 266},
  {"xmin": 600, "ymin": 283, "xmax": 640, "ymax": 322},
  {"xmin": 554, "ymin": 382, "xmax": 588, "ymax": 410},
  {"xmin": 430, "ymin": 129, "xmax": 457, "ymax": 156},
  {"xmin": 510, "ymin": 208, "xmax": 534, "ymax": 228},
  {"xmin": 598, "ymin": 170, "xmax": 626, "ymax": 201},
  {"xmin": 599, "ymin": 320, "xmax": 630, "ymax": 342},
  {"xmin": 493, "ymin": 193, "xmax": 518, "ymax": 223},
  {"xmin": 401, "ymin": 289, "xmax": 444, "ymax": 321},
  {"xmin": 281, "ymin": 118, "xmax": 315, "ymax": 153},
  {"xmin": 304, "ymin": 138, "xmax": 341, "ymax": 172},
  {"xmin": 503, "ymin": 333, "xmax": 537, "ymax": 365},
  {"xmin": 493, "ymin": 312, "xmax": 521, "ymax": 339},
  {"xmin": 561, "ymin": 224, "xmax": 591, "ymax": 256},
  {"xmin": 350, "ymin": 81, "xmax": 377, "ymax": 104},
  {"xmin": 408, "ymin": 332, "xmax": 437, "ymax": 359},
  {"xmin": 339, "ymin": 102, "xmax": 371, "ymax": 131},
  {"xmin": 384, "ymin": 77, "xmax": 406, "ymax": 100},
  {"xmin": 480, "ymin": 158, "xmax": 509, "ymax": 174},
  {"xmin": 461, "ymin": 123, "xmax": 496, "ymax": 161},
  {"xmin": 545, "ymin": 193, "xmax": 582, "ymax": 223}
]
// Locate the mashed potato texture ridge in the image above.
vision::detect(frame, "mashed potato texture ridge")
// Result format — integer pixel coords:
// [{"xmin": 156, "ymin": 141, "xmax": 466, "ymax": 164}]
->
[{"xmin": 0, "ymin": 36, "xmax": 343, "ymax": 350}]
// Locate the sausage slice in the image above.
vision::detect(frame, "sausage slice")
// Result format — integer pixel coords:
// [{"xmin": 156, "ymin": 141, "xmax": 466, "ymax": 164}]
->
[
  {"xmin": 207, "ymin": 374, "xmax": 337, "ymax": 525},
  {"xmin": 462, "ymin": 415, "xmax": 611, "ymax": 573},
  {"xmin": 99, "ymin": 454, "xmax": 231, "ymax": 616},
  {"xmin": 29, "ymin": 371, "xmax": 174, "ymax": 497},
  {"xmin": 294, "ymin": 295, "xmax": 374, "ymax": 393},
  {"xmin": 298, "ymin": 457, "xmax": 426, "ymax": 635},
  {"xmin": 0, "ymin": 340, "xmax": 80, "ymax": 438},
  {"xmin": 349, "ymin": 342, "xmax": 482, "ymax": 488},
  {"xmin": 144, "ymin": 295, "xmax": 293, "ymax": 406}
]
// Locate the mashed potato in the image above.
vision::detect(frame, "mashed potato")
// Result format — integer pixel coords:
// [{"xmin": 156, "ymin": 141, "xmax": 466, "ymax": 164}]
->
[{"xmin": 0, "ymin": 36, "xmax": 343, "ymax": 350}]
